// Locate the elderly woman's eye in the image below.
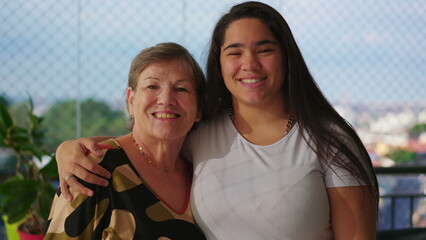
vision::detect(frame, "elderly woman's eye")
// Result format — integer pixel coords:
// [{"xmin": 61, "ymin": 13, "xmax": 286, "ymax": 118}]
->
[
  {"xmin": 176, "ymin": 87, "xmax": 189, "ymax": 92},
  {"xmin": 147, "ymin": 85, "xmax": 158, "ymax": 90}
]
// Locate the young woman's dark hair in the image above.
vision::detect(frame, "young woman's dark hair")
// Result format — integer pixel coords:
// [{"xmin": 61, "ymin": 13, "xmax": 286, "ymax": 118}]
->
[{"xmin": 204, "ymin": 1, "xmax": 379, "ymax": 213}]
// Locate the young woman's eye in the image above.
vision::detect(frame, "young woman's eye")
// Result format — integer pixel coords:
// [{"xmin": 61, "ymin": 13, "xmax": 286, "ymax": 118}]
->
[
  {"xmin": 259, "ymin": 49, "xmax": 272, "ymax": 53},
  {"xmin": 227, "ymin": 52, "xmax": 241, "ymax": 56}
]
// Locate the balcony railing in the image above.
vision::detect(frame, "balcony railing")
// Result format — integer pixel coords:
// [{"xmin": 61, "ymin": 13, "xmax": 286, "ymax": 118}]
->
[{"xmin": 375, "ymin": 166, "xmax": 426, "ymax": 240}]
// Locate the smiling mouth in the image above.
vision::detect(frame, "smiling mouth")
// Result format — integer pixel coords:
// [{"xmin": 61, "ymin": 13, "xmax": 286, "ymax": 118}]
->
[
  {"xmin": 153, "ymin": 113, "xmax": 180, "ymax": 119},
  {"xmin": 238, "ymin": 78, "xmax": 266, "ymax": 84}
]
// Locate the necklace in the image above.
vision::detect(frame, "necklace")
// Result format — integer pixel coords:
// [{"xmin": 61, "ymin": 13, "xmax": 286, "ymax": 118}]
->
[
  {"xmin": 228, "ymin": 108, "xmax": 295, "ymax": 136},
  {"xmin": 132, "ymin": 137, "xmax": 179, "ymax": 173},
  {"xmin": 285, "ymin": 113, "xmax": 295, "ymax": 135}
]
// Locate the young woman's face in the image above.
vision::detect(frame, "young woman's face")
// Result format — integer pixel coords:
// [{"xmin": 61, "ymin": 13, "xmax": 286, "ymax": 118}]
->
[
  {"xmin": 220, "ymin": 18, "xmax": 285, "ymax": 108},
  {"xmin": 127, "ymin": 59, "xmax": 199, "ymax": 142}
]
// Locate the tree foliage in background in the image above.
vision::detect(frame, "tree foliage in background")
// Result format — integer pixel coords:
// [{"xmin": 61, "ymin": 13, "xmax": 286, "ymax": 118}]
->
[
  {"xmin": 9, "ymin": 101, "xmax": 31, "ymax": 129},
  {"xmin": 386, "ymin": 149, "xmax": 417, "ymax": 165},
  {"xmin": 43, "ymin": 98, "xmax": 128, "ymax": 152},
  {"xmin": 0, "ymin": 95, "xmax": 10, "ymax": 108},
  {"xmin": 409, "ymin": 123, "xmax": 426, "ymax": 138}
]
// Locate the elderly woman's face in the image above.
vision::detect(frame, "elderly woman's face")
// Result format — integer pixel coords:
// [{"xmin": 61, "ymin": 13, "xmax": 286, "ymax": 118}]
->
[{"xmin": 127, "ymin": 59, "xmax": 199, "ymax": 142}]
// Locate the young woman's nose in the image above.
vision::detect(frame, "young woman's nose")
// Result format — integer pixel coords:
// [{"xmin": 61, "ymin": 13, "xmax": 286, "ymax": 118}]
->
[
  {"xmin": 242, "ymin": 52, "xmax": 261, "ymax": 71},
  {"xmin": 157, "ymin": 89, "xmax": 177, "ymax": 106}
]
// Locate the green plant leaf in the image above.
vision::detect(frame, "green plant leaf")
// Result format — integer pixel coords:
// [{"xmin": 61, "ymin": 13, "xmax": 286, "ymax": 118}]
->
[
  {"xmin": 40, "ymin": 155, "xmax": 59, "ymax": 178},
  {"xmin": 0, "ymin": 178, "xmax": 39, "ymax": 196},
  {"xmin": 39, "ymin": 183, "xmax": 56, "ymax": 220},
  {"xmin": 0, "ymin": 103, "xmax": 13, "ymax": 139},
  {"xmin": 6, "ymin": 126, "xmax": 30, "ymax": 149},
  {"xmin": 0, "ymin": 98, "xmax": 59, "ymax": 228},
  {"xmin": 26, "ymin": 144, "xmax": 44, "ymax": 160},
  {"xmin": 4, "ymin": 209, "xmax": 28, "ymax": 224},
  {"xmin": 0, "ymin": 178, "xmax": 41, "ymax": 223},
  {"xmin": 0, "ymin": 175, "xmax": 24, "ymax": 194},
  {"xmin": 3, "ymin": 190, "xmax": 37, "ymax": 223}
]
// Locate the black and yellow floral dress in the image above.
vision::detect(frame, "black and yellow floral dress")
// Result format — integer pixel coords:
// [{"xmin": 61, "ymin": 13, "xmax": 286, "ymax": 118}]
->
[{"xmin": 44, "ymin": 139, "xmax": 206, "ymax": 240}]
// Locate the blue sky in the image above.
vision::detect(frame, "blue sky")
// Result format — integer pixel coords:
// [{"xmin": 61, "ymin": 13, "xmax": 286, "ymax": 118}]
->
[{"xmin": 0, "ymin": 0, "xmax": 425, "ymax": 107}]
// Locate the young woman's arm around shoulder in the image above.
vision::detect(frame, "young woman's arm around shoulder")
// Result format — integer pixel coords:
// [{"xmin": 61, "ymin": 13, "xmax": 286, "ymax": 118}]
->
[{"xmin": 56, "ymin": 136, "xmax": 111, "ymax": 201}]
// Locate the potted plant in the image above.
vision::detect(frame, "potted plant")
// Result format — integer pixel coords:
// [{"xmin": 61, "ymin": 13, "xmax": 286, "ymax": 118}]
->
[{"xmin": 0, "ymin": 99, "xmax": 58, "ymax": 239}]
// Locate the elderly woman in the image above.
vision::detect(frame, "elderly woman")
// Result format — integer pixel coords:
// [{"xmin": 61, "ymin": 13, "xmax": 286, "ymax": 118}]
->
[{"xmin": 44, "ymin": 43, "xmax": 206, "ymax": 239}]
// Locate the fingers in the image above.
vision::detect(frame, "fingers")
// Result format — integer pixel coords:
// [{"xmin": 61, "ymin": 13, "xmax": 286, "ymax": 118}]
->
[
  {"xmin": 79, "ymin": 138, "xmax": 111, "ymax": 179},
  {"xmin": 64, "ymin": 174, "xmax": 74, "ymax": 182},
  {"xmin": 81, "ymin": 137, "xmax": 103, "ymax": 157},
  {"xmin": 66, "ymin": 175, "xmax": 94, "ymax": 197},
  {"xmin": 71, "ymin": 161, "xmax": 109, "ymax": 186},
  {"xmin": 55, "ymin": 138, "xmax": 110, "ymax": 200},
  {"xmin": 60, "ymin": 177, "xmax": 73, "ymax": 202},
  {"xmin": 77, "ymin": 153, "xmax": 111, "ymax": 180},
  {"xmin": 60, "ymin": 162, "xmax": 104, "ymax": 199},
  {"xmin": 56, "ymin": 137, "xmax": 111, "ymax": 181},
  {"xmin": 60, "ymin": 173, "xmax": 95, "ymax": 202}
]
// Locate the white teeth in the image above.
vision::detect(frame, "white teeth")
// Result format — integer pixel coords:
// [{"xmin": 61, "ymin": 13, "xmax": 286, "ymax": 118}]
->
[
  {"xmin": 154, "ymin": 113, "xmax": 178, "ymax": 119},
  {"xmin": 240, "ymin": 78, "xmax": 262, "ymax": 83}
]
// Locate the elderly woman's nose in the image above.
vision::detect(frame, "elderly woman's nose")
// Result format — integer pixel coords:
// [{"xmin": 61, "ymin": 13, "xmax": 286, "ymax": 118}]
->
[{"xmin": 157, "ymin": 89, "xmax": 177, "ymax": 105}]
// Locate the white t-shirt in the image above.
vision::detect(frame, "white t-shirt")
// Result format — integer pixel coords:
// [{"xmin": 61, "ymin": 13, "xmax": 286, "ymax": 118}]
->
[{"xmin": 184, "ymin": 115, "xmax": 362, "ymax": 240}]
